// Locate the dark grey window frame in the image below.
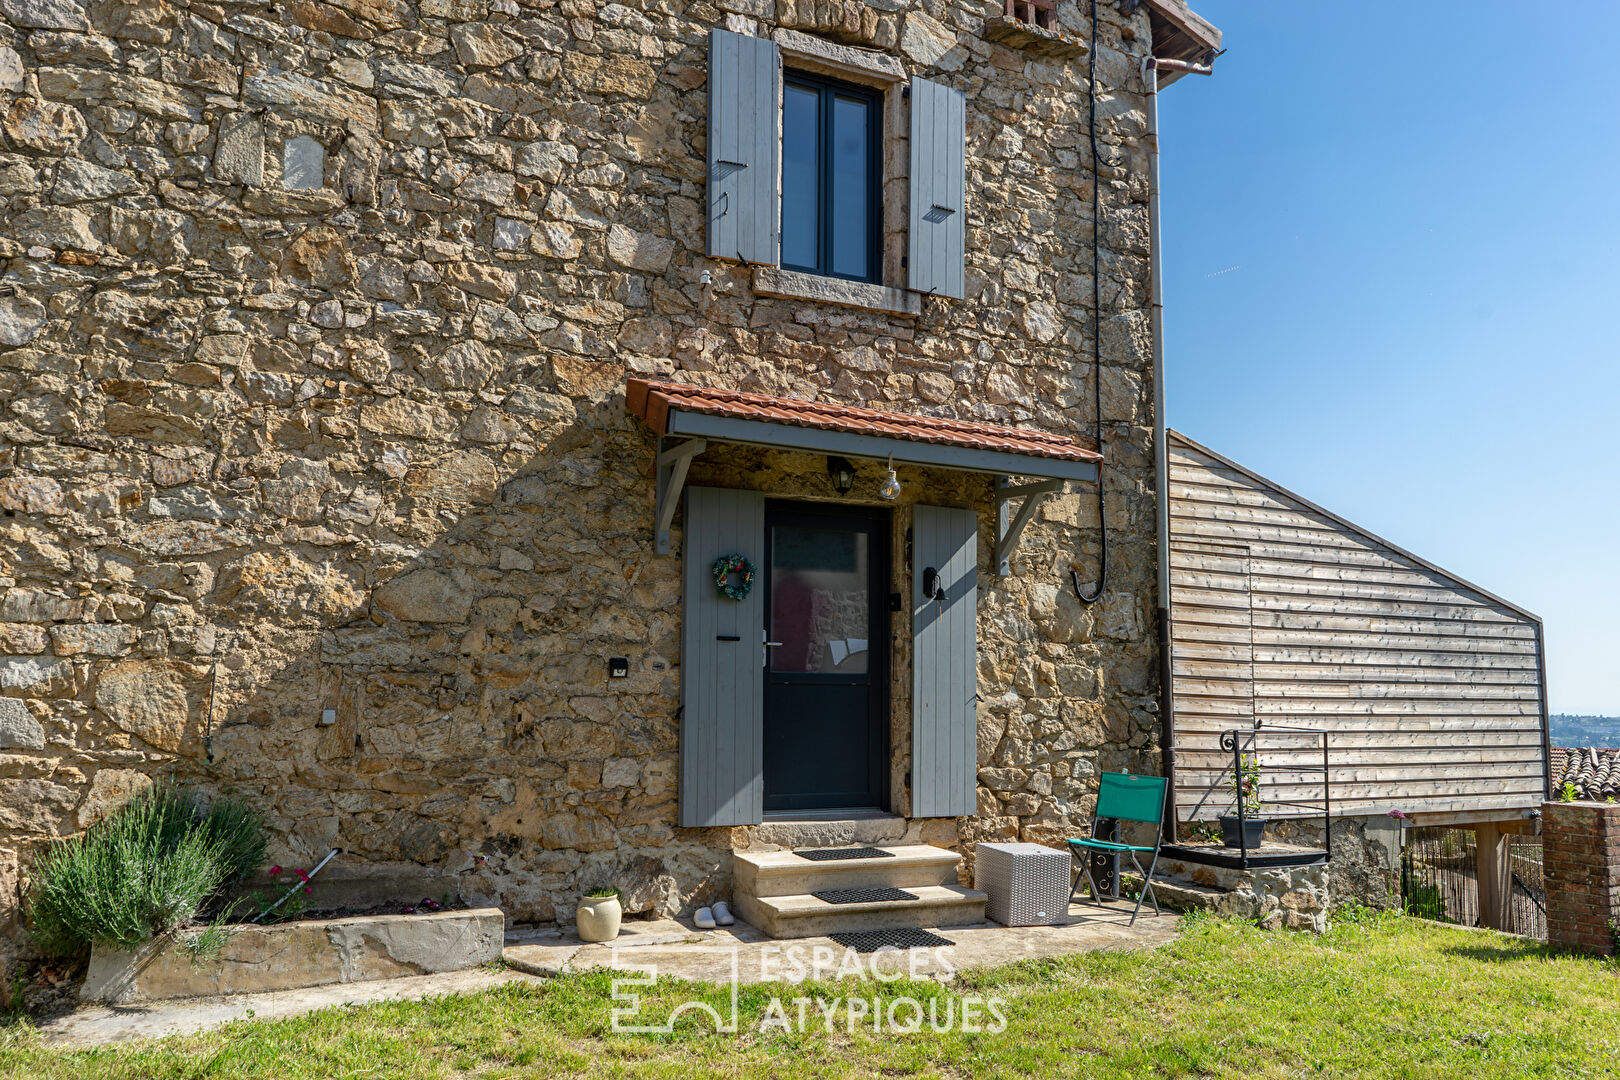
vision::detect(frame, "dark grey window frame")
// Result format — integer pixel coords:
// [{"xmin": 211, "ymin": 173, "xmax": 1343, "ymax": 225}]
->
[{"xmin": 780, "ymin": 69, "xmax": 884, "ymax": 285}]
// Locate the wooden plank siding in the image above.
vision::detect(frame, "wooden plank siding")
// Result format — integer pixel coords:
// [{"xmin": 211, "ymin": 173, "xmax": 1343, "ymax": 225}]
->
[{"xmin": 1167, "ymin": 432, "xmax": 1549, "ymax": 823}]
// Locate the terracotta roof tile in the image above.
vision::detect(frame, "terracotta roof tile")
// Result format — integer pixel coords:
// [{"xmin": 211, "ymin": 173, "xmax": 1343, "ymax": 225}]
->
[
  {"xmin": 625, "ymin": 379, "xmax": 1102, "ymax": 464},
  {"xmin": 1552, "ymin": 746, "xmax": 1620, "ymax": 801}
]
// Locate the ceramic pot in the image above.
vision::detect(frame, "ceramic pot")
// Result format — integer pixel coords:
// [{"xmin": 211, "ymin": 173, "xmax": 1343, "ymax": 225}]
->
[{"xmin": 576, "ymin": 894, "xmax": 622, "ymax": 942}]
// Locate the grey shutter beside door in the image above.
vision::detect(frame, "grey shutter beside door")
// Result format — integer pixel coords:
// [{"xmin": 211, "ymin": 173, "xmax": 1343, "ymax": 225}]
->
[
  {"xmin": 679, "ymin": 486, "xmax": 766, "ymax": 827},
  {"xmin": 908, "ymin": 77, "xmax": 966, "ymax": 299},
  {"xmin": 706, "ymin": 29, "xmax": 781, "ymax": 266},
  {"xmin": 912, "ymin": 505, "xmax": 978, "ymax": 818}
]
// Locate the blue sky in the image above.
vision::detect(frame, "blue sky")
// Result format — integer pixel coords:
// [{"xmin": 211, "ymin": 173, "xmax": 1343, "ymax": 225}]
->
[{"xmin": 1156, "ymin": 1, "xmax": 1620, "ymax": 715}]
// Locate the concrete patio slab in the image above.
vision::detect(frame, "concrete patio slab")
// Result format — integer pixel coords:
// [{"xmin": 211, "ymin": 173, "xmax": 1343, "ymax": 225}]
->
[{"xmin": 523, "ymin": 900, "xmax": 1178, "ymax": 985}]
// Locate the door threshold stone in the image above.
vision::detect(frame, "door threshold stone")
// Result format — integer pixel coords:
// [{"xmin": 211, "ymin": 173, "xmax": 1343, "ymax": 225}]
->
[{"xmin": 745, "ymin": 813, "xmax": 908, "ymax": 850}]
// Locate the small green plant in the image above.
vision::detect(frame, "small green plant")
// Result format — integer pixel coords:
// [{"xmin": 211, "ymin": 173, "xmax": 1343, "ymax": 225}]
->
[
  {"xmin": 181, "ymin": 917, "xmax": 236, "ymax": 968},
  {"xmin": 1183, "ymin": 820, "xmax": 1223, "ymax": 844},
  {"xmin": 1402, "ymin": 879, "xmax": 1447, "ymax": 922},
  {"xmin": 24, "ymin": 784, "xmax": 266, "ymax": 955},
  {"xmin": 1229, "ymin": 753, "xmax": 1264, "ymax": 816},
  {"xmin": 250, "ymin": 865, "xmax": 317, "ymax": 924},
  {"xmin": 1560, "ymin": 781, "xmax": 1579, "ymax": 804},
  {"xmin": 586, "ymin": 886, "xmax": 621, "ymax": 899}
]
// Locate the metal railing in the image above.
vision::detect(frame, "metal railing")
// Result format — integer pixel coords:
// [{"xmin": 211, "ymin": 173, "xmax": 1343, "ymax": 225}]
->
[{"xmin": 1220, "ymin": 724, "xmax": 1332, "ymax": 870}]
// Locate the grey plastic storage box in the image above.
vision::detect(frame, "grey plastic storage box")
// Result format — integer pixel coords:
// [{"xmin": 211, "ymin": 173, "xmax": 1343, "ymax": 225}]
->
[{"xmin": 974, "ymin": 842, "xmax": 1070, "ymax": 927}]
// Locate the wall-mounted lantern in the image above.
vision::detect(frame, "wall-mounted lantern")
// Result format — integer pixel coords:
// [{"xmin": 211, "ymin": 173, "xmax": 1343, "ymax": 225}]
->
[{"xmin": 826, "ymin": 456, "xmax": 857, "ymax": 495}]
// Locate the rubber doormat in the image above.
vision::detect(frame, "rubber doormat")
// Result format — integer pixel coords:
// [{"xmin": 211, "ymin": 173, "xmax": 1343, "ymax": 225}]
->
[
  {"xmin": 793, "ymin": 846, "xmax": 894, "ymax": 861},
  {"xmin": 828, "ymin": 927, "xmax": 955, "ymax": 952},
  {"xmin": 811, "ymin": 887, "xmax": 919, "ymax": 905}
]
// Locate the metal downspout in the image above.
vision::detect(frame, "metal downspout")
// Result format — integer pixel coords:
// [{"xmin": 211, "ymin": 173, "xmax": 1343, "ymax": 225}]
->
[{"xmin": 1142, "ymin": 53, "xmax": 1212, "ymax": 841}]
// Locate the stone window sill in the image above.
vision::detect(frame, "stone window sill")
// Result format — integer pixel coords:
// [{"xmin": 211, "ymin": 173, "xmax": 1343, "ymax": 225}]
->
[
  {"xmin": 753, "ymin": 267, "xmax": 922, "ymax": 318},
  {"xmin": 982, "ymin": 15, "xmax": 1088, "ymax": 59}
]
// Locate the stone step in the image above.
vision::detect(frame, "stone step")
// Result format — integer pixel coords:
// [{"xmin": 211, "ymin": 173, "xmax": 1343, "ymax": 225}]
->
[
  {"xmin": 734, "ymin": 844, "xmax": 963, "ymax": 898},
  {"xmin": 733, "ymin": 884, "xmax": 988, "ymax": 940},
  {"xmin": 1118, "ymin": 872, "xmax": 1223, "ymax": 913}
]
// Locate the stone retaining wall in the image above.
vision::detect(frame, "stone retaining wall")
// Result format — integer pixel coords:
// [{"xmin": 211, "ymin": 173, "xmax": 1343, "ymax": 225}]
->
[{"xmin": 81, "ymin": 906, "xmax": 505, "ymax": 1002}]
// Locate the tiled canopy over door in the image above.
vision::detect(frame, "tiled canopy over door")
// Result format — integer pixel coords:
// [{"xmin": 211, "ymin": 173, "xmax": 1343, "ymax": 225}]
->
[
  {"xmin": 907, "ymin": 77, "xmax": 966, "ymax": 300},
  {"xmin": 680, "ymin": 487, "xmax": 766, "ymax": 827},
  {"xmin": 912, "ymin": 505, "xmax": 979, "ymax": 817},
  {"xmin": 706, "ymin": 29, "xmax": 781, "ymax": 265}
]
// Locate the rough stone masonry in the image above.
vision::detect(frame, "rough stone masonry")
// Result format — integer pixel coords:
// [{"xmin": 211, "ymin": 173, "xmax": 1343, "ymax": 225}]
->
[{"xmin": 0, "ymin": 0, "xmax": 1175, "ymax": 957}]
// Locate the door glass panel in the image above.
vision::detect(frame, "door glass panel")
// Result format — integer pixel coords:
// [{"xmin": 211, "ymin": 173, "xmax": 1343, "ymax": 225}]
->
[
  {"xmin": 829, "ymin": 93, "xmax": 870, "ymax": 280},
  {"xmin": 781, "ymin": 84, "xmax": 821, "ymax": 271},
  {"xmin": 769, "ymin": 526, "xmax": 869, "ymax": 674}
]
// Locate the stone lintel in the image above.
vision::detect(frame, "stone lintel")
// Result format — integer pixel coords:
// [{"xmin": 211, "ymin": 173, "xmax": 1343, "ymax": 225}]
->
[
  {"xmin": 773, "ymin": 28, "xmax": 906, "ymax": 87},
  {"xmin": 753, "ymin": 266, "xmax": 922, "ymax": 317}
]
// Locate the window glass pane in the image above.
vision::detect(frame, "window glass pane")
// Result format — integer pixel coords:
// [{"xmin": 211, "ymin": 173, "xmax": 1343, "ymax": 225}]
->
[
  {"xmin": 781, "ymin": 84, "xmax": 820, "ymax": 271},
  {"xmin": 769, "ymin": 526, "xmax": 869, "ymax": 674},
  {"xmin": 829, "ymin": 93, "xmax": 871, "ymax": 280}
]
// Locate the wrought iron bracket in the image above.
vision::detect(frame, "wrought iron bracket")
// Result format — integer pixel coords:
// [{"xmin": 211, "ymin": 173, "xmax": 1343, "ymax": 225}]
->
[
  {"xmin": 654, "ymin": 437, "xmax": 708, "ymax": 555},
  {"xmin": 994, "ymin": 476, "xmax": 1063, "ymax": 576}
]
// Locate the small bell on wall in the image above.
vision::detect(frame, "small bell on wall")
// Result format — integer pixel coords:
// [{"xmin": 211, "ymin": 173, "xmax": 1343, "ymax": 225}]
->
[{"xmin": 879, "ymin": 455, "xmax": 902, "ymax": 501}]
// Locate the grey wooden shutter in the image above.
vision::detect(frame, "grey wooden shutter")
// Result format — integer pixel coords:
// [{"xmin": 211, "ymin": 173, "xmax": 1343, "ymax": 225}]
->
[
  {"xmin": 911, "ymin": 505, "xmax": 978, "ymax": 817},
  {"xmin": 679, "ymin": 486, "xmax": 766, "ymax": 827},
  {"xmin": 706, "ymin": 29, "xmax": 780, "ymax": 266},
  {"xmin": 907, "ymin": 77, "xmax": 966, "ymax": 299}
]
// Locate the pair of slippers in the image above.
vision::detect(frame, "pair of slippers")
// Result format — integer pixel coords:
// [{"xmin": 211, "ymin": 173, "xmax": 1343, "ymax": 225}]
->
[{"xmin": 694, "ymin": 901, "xmax": 734, "ymax": 929}]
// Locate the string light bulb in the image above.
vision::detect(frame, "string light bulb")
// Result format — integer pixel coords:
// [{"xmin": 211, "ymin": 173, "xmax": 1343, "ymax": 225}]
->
[{"xmin": 879, "ymin": 455, "xmax": 902, "ymax": 501}]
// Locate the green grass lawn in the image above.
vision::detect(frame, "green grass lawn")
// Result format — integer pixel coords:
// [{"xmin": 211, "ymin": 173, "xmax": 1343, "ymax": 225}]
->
[{"xmin": 3, "ymin": 911, "xmax": 1619, "ymax": 1079}]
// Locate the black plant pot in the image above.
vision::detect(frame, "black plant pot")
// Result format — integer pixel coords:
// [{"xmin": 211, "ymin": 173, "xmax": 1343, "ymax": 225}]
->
[{"xmin": 1219, "ymin": 815, "xmax": 1267, "ymax": 849}]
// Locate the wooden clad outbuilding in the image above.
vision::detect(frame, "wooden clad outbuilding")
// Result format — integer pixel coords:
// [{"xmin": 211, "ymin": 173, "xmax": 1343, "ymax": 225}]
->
[{"xmin": 1166, "ymin": 431, "xmax": 1550, "ymax": 826}]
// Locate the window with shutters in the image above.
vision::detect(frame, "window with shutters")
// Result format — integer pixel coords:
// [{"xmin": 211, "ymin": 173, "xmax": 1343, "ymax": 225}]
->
[
  {"xmin": 780, "ymin": 71, "xmax": 883, "ymax": 284},
  {"xmin": 706, "ymin": 28, "xmax": 967, "ymax": 304}
]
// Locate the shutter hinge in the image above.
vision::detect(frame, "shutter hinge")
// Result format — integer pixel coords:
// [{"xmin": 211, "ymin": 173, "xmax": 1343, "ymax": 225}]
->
[
  {"xmin": 901, "ymin": 255, "xmax": 908, "ymax": 269},
  {"xmin": 889, "ymin": 592, "xmax": 903, "ymax": 611},
  {"xmin": 902, "ymin": 84, "xmax": 911, "ymax": 99}
]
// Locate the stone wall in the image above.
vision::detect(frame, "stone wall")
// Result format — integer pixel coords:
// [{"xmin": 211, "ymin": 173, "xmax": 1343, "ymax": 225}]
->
[
  {"xmin": 1146, "ymin": 856, "xmax": 1329, "ymax": 934},
  {"xmin": 1270, "ymin": 814, "xmax": 1403, "ymax": 910},
  {"xmin": 0, "ymin": 0, "xmax": 1168, "ymax": 952},
  {"xmin": 1544, "ymin": 800, "xmax": 1620, "ymax": 955}
]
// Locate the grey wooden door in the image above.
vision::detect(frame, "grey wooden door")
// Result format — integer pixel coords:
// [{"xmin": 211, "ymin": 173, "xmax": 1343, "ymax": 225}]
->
[
  {"xmin": 911, "ymin": 505, "xmax": 979, "ymax": 818},
  {"xmin": 679, "ymin": 486, "xmax": 766, "ymax": 827}
]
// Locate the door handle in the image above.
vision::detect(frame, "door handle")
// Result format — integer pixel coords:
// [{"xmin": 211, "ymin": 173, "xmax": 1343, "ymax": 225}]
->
[{"xmin": 764, "ymin": 641, "xmax": 784, "ymax": 647}]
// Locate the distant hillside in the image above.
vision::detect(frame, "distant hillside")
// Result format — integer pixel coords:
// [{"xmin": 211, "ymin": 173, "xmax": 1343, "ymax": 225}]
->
[{"xmin": 1551, "ymin": 714, "xmax": 1620, "ymax": 748}]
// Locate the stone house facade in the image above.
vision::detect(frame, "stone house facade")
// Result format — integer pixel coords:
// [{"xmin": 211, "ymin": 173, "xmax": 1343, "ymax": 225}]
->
[{"xmin": 0, "ymin": 0, "xmax": 1219, "ymax": 944}]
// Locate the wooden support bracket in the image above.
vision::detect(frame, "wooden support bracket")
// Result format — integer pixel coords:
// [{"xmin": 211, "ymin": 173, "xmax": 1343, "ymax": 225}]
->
[
  {"xmin": 654, "ymin": 437, "xmax": 707, "ymax": 555},
  {"xmin": 994, "ymin": 477, "xmax": 1063, "ymax": 576}
]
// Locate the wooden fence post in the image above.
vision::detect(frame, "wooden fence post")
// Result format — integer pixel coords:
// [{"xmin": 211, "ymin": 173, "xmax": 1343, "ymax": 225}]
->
[{"xmin": 1475, "ymin": 822, "xmax": 1511, "ymax": 931}]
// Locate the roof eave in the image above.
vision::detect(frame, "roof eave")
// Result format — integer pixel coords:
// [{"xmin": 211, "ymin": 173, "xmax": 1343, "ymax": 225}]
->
[{"xmin": 1143, "ymin": 0, "xmax": 1221, "ymax": 87}]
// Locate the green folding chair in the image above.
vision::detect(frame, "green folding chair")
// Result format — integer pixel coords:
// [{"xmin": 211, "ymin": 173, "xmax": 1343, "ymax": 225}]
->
[{"xmin": 1067, "ymin": 771, "xmax": 1167, "ymax": 925}]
